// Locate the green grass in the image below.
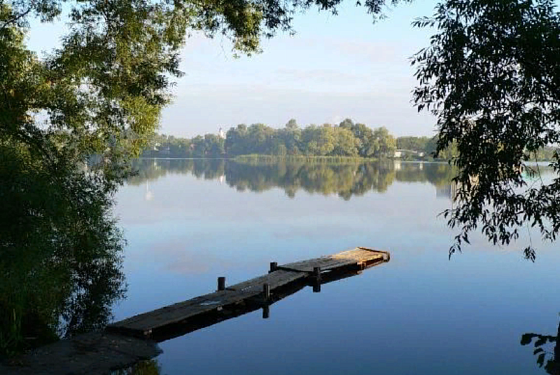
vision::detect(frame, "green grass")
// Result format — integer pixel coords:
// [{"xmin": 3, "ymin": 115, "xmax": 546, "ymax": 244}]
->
[{"xmin": 232, "ymin": 154, "xmax": 379, "ymax": 164}]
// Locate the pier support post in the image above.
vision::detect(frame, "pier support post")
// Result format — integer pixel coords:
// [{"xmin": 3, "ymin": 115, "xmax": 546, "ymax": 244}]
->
[
  {"xmin": 263, "ymin": 283, "xmax": 270, "ymax": 300},
  {"xmin": 262, "ymin": 283, "xmax": 271, "ymax": 318},
  {"xmin": 313, "ymin": 267, "xmax": 321, "ymax": 281},
  {"xmin": 217, "ymin": 277, "xmax": 226, "ymax": 291},
  {"xmin": 312, "ymin": 267, "xmax": 321, "ymax": 293},
  {"xmin": 269, "ymin": 262, "xmax": 278, "ymax": 273}
]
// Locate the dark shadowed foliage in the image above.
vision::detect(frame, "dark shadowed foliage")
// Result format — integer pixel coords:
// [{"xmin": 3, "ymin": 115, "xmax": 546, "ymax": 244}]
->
[
  {"xmin": 413, "ymin": 0, "xmax": 560, "ymax": 259},
  {"xmin": 112, "ymin": 359, "xmax": 162, "ymax": 375},
  {"xmin": 522, "ymin": 318, "xmax": 560, "ymax": 374},
  {"xmin": 0, "ymin": 141, "xmax": 126, "ymax": 358}
]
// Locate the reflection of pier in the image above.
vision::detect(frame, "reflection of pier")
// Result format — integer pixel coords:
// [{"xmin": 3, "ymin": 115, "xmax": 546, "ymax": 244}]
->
[{"xmin": 6, "ymin": 248, "xmax": 390, "ymax": 375}]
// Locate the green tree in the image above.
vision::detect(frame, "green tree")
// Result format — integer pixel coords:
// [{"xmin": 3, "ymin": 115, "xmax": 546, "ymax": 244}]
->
[
  {"xmin": 424, "ymin": 136, "xmax": 438, "ymax": 157},
  {"xmin": 396, "ymin": 136, "xmax": 430, "ymax": 152},
  {"xmin": 279, "ymin": 119, "xmax": 302, "ymax": 155},
  {"xmin": 339, "ymin": 120, "xmax": 377, "ymax": 157},
  {"xmin": 246, "ymin": 123, "xmax": 276, "ymax": 154},
  {"xmin": 372, "ymin": 127, "xmax": 396, "ymax": 157},
  {"xmin": 204, "ymin": 134, "xmax": 225, "ymax": 157},
  {"xmin": 331, "ymin": 127, "xmax": 359, "ymax": 156},
  {"xmin": 225, "ymin": 124, "xmax": 249, "ymax": 156},
  {"xmin": 0, "ymin": 142, "xmax": 125, "ymax": 357},
  {"xmin": 412, "ymin": 0, "xmax": 560, "ymax": 259},
  {"xmin": 191, "ymin": 135, "xmax": 206, "ymax": 157}
]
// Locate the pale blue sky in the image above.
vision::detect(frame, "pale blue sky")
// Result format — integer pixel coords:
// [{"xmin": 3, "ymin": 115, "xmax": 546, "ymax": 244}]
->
[{"xmin": 28, "ymin": 0, "xmax": 439, "ymax": 137}]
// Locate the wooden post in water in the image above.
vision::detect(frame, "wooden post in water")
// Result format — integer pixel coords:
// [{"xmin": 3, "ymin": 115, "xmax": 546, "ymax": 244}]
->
[
  {"xmin": 269, "ymin": 262, "xmax": 278, "ymax": 273},
  {"xmin": 313, "ymin": 267, "xmax": 321, "ymax": 281},
  {"xmin": 217, "ymin": 277, "xmax": 226, "ymax": 291},
  {"xmin": 263, "ymin": 283, "xmax": 270, "ymax": 300},
  {"xmin": 262, "ymin": 283, "xmax": 271, "ymax": 318},
  {"xmin": 312, "ymin": 267, "xmax": 321, "ymax": 293}
]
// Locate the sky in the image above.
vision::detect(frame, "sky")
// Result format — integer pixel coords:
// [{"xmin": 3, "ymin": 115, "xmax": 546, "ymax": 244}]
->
[{"xmin": 27, "ymin": 0, "xmax": 439, "ymax": 138}]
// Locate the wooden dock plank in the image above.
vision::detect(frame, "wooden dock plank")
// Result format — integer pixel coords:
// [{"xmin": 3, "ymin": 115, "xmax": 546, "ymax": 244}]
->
[
  {"xmin": 107, "ymin": 290, "xmax": 257, "ymax": 335},
  {"xmin": 108, "ymin": 271, "xmax": 306, "ymax": 336},
  {"xmin": 279, "ymin": 247, "xmax": 386, "ymax": 273},
  {"xmin": 227, "ymin": 270, "xmax": 305, "ymax": 293}
]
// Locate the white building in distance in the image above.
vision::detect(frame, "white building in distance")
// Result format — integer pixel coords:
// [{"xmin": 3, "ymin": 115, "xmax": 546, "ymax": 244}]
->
[{"xmin": 218, "ymin": 128, "xmax": 226, "ymax": 139}]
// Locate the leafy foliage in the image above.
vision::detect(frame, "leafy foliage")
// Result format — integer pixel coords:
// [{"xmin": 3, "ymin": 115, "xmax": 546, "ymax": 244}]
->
[
  {"xmin": 521, "ymin": 320, "xmax": 560, "ymax": 374},
  {"xmin": 113, "ymin": 359, "xmax": 162, "ymax": 375},
  {"xmin": 412, "ymin": 0, "xmax": 560, "ymax": 259},
  {"xmin": 0, "ymin": 141, "xmax": 125, "ymax": 358},
  {"xmin": 146, "ymin": 119, "xmax": 398, "ymax": 158}
]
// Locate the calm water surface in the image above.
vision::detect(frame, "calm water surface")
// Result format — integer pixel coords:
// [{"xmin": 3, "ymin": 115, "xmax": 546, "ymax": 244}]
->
[{"xmin": 113, "ymin": 159, "xmax": 560, "ymax": 375}]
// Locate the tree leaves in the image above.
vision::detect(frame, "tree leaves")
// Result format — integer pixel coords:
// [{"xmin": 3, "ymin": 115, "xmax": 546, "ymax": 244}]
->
[
  {"xmin": 0, "ymin": 141, "xmax": 126, "ymax": 356},
  {"xmin": 222, "ymin": 121, "xmax": 397, "ymax": 158},
  {"xmin": 413, "ymin": 0, "xmax": 560, "ymax": 258},
  {"xmin": 538, "ymin": 353, "xmax": 546, "ymax": 367}
]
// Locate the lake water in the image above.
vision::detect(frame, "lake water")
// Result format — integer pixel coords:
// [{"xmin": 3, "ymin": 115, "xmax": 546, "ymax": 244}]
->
[{"xmin": 113, "ymin": 159, "xmax": 560, "ymax": 375}]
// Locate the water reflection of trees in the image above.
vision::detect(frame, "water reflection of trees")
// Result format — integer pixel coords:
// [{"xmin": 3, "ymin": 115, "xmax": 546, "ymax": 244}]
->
[
  {"xmin": 1, "ymin": 149, "xmax": 126, "ymax": 358},
  {"xmin": 128, "ymin": 159, "xmax": 226, "ymax": 185},
  {"xmin": 128, "ymin": 159, "xmax": 460, "ymax": 199},
  {"xmin": 0, "ymin": 225, "xmax": 125, "ymax": 358},
  {"xmin": 522, "ymin": 320, "xmax": 560, "ymax": 374},
  {"xmin": 113, "ymin": 359, "xmax": 162, "ymax": 375}
]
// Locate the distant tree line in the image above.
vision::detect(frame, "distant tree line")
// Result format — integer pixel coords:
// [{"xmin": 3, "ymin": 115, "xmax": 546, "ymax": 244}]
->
[
  {"xmin": 142, "ymin": 133, "xmax": 226, "ymax": 158},
  {"xmin": 142, "ymin": 119, "xmax": 558, "ymax": 162},
  {"xmin": 142, "ymin": 119, "xmax": 420, "ymax": 159},
  {"xmin": 225, "ymin": 119, "xmax": 400, "ymax": 158}
]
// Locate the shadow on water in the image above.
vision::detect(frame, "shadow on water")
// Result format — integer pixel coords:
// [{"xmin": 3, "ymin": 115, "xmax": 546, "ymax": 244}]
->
[
  {"xmin": 128, "ymin": 159, "xmax": 461, "ymax": 200},
  {"xmin": 0, "ymin": 147, "xmax": 126, "ymax": 360},
  {"xmin": 522, "ymin": 318, "xmax": 560, "ymax": 374}
]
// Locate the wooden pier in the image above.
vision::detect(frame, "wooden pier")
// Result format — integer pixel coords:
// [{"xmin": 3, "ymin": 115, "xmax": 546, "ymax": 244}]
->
[
  {"xmin": 4, "ymin": 247, "xmax": 389, "ymax": 375},
  {"xmin": 107, "ymin": 247, "xmax": 389, "ymax": 341}
]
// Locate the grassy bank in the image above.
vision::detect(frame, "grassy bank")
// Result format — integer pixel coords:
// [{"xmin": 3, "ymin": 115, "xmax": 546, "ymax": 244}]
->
[{"xmin": 232, "ymin": 154, "xmax": 378, "ymax": 164}]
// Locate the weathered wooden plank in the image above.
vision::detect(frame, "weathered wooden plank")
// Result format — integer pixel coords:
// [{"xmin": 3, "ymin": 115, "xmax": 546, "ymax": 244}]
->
[
  {"xmin": 107, "ymin": 289, "xmax": 258, "ymax": 335},
  {"xmin": 279, "ymin": 247, "xmax": 386, "ymax": 273},
  {"xmin": 108, "ymin": 271, "xmax": 306, "ymax": 336},
  {"xmin": 227, "ymin": 270, "xmax": 305, "ymax": 293},
  {"xmin": 358, "ymin": 246, "xmax": 391, "ymax": 260}
]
